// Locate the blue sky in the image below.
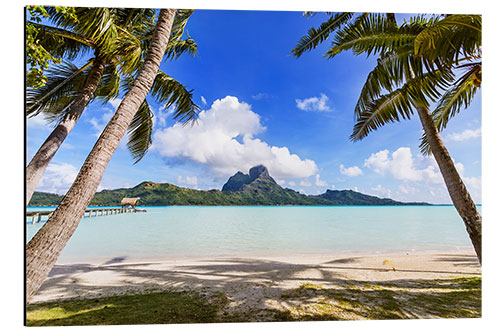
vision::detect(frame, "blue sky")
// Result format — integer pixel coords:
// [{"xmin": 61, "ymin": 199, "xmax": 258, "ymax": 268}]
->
[{"xmin": 27, "ymin": 10, "xmax": 482, "ymax": 204}]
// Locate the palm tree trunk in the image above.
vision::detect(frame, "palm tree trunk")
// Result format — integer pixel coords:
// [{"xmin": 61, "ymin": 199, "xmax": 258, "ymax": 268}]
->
[
  {"xmin": 416, "ymin": 105, "xmax": 482, "ymax": 263},
  {"xmin": 26, "ymin": 8, "xmax": 177, "ymax": 302},
  {"xmin": 26, "ymin": 56, "xmax": 106, "ymax": 204}
]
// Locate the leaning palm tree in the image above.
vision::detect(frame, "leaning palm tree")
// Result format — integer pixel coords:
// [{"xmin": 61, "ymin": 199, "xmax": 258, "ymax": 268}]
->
[
  {"xmin": 26, "ymin": 7, "xmax": 197, "ymax": 203},
  {"xmin": 293, "ymin": 13, "xmax": 482, "ymax": 262},
  {"xmin": 26, "ymin": 8, "xmax": 197, "ymax": 301}
]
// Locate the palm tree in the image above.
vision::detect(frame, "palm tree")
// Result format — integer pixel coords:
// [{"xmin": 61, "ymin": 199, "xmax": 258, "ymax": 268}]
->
[
  {"xmin": 26, "ymin": 8, "xmax": 198, "ymax": 301},
  {"xmin": 293, "ymin": 13, "xmax": 482, "ymax": 262},
  {"xmin": 26, "ymin": 7, "xmax": 197, "ymax": 203}
]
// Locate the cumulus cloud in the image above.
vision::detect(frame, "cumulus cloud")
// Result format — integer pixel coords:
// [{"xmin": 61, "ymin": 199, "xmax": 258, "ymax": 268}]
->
[
  {"xmin": 446, "ymin": 128, "xmax": 481, "ymax": 142},
  {"xmin": 288, "ymin": 181, "xmax": 296, "ymax": 187},
  {"xmin": 331, "ymin": 184, "xmax": 336, "ymax": 190},
  {"xmin": 454, "ymin": 162, "xmax": 481, "ymax": 196},
  {"xmin": 364, "ymin": 147, "xmax": 442, "ymax": 184},
  {"xmin": 364, "ymin": 147, "xmax": 481, "ymax": 203},
  {"xmin": 339, "ymin": 164, "xmax": 363, "ymax": 177},
  {"xmin": 152, "ymin": 96, "xmax": 318, "ymax": 180},
  {"xmin": 27, "ymin": 114, "xmax": 50, "ymax": 129},
  {"xmin": 295, "ymin": 93, "xmax": 332, "ymax": 112},
  {"xmin": 370, "ymin": 184, "xmax": 391, "ymax": 198},
  {"xmin": 89, "ymin": 108, "xmax": 114, "ymax": 137},
  {"xmin": 154, "ymin": 105, "xmax": 175, "ymax": 129},
  {"xmin": 315, "ymin": 174, "xmax": 328, "ymax": 187},
  {"xmin": 37, "ymin": 163, "xmax": 78, "ymax": 194},
  {"xmin": 300, "ymin": 180, "xmax": 312, "ymax": 187},
  {"xmin": 177, "ymin": 175, "xmax": 198, "ymax": 187}
]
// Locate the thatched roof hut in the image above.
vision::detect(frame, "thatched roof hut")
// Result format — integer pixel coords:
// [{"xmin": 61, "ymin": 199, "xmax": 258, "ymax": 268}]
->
[{"xmin": 121, "ymin": 197, "xmax": 140, "ymax": 207}]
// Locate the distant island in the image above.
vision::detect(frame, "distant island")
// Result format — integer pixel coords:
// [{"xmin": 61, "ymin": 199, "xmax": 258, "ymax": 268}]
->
[{"xmin": 29, "ymin": 165, "xmax": 430, "ymax": 206}]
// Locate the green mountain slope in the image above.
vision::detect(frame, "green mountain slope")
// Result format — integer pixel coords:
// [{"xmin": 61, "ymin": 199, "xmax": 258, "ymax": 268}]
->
[
  {"xmin": 28, "ymin": 165, "xmax": 430, "ymax": 206},
  {"xmin": 315, "ymin": 189, "xmax": 428, "ymax": 205}
]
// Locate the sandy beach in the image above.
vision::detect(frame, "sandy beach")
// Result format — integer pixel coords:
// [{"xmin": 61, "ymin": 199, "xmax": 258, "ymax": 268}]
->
[{"xmin": 30, "ymin": 251, "xmax": 481, "ymax": 319}]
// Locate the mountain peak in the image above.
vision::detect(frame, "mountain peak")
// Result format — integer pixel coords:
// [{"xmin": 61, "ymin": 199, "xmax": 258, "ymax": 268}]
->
[
  {"xmin": 222, "ymin": 165, "xmax": 276, "ymax": 191},
  {"xmin": 249, "ymin": 165, "xmax": 272, "ymax": 181}
]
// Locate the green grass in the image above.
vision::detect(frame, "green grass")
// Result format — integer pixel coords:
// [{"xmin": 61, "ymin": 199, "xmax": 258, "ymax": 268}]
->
[
  {"xmin": 27, "ymin": 290, "xmax": 228, "ymax": 326},
  {"xmin": 276, "ymin": 277, "xmax": 481, "ymax": 320},
  {"xmin": 26, "ymin": 277, "xmax": 481, "ymax": 326}
]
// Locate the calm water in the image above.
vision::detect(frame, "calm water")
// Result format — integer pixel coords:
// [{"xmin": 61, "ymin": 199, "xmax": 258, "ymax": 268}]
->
[{"xmin": 26, "ymin": 206, "xmax": 478, "ymax": 262}]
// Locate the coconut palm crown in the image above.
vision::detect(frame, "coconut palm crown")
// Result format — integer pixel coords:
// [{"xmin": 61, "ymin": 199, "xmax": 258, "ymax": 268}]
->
[
  {"xmin": 293, "ymin": 13, "xmax": 482, "ymax": 262},
  {"xmin": 26, "ymin": 7, "xmax": 199, "ymax": 163}
]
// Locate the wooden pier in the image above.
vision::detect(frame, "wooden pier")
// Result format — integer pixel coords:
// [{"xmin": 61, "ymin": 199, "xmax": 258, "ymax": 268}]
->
[{"xmin": 26, "ymin": 207, "xmax": 145, "ymax": 224}]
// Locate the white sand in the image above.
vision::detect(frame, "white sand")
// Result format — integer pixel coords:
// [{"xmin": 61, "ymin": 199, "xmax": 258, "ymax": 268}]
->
[{"xmin": 31, "ymin": 251, "xmax": 481, "ymax": 317}]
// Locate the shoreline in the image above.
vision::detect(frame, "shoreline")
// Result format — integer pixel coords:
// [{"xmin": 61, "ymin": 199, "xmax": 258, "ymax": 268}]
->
[
  {"xmin": 32, "ymin": 250, "xmax": 481, "ymax": 307},
  {"xmin": 53, "ymin": 246, "xmax": 475, "ymax": 265}
]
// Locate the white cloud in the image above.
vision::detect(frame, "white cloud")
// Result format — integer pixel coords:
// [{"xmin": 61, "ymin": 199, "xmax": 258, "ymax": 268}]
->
[
  {"xmin": 277, "ymin": 179, "xmax": 286, "ymax": 186},
  {"xmin": 89, "ymin": 108, "xmax": 114, "ymax": 137},
  {"xmin": 315, "ymin": 174, "xmax": 328, "ymax": 187},
  {"xmin": 108, "ymin": 98, "xmax": 122, "ymax": 110},
  {"xmin": 300, "ymin": 180, "xmax": 312, "ymax": 187},
  {"xmin": 252, "ymin": 92, "xmax": 271, "ymax": 100},
  {"xmin": 370, "ymin": 184, "xmax": 391, "ymax": 198},
  {"xmin": 37, "ymin": 163, "xmax": 78, "ymax": 194},
  {"xmin": 154, "ymin": 105, "xmax": 175, "ymax": 129},
  {"xmin": 288, "ymin": 181, "xmax": 296, "ymax": 186},
  {"xmin": 295, "ymin": 93, "xmax": 332, "ymax": 112},
  {"xmin": 364, "ymin": 147, "xmax": 442, "ymax": 184},
  {"xmin": 363, "ymin": 147, "xmax": 481, "ymax": 203},
  {"xmin": 177, "ymin": 175, "xmax": 198, "ymax": 187},
  {"xmin": 201, "ymin": 96, "xmax": 207, "ymax": 105},
  {"xmin": 446, "ymin": 128, "xmax": 481, "ymax": 142},
  {"xmin": 331, "ymin": 184, "xmax": 336, "ymax": 190},
  {"xmin": 152, "ymin": 96, "xmax": 318, "ymax": 180},
  {"xmin": 399, "ymin": 183, "xmax": 417, "ymax": 195},
  {"xmin": 339, "ymin": 164, "xmax": 363, "ymax": 177},
  {"xmin": 27, "ymin": 114, "xmax": 50, "ymax": 130},
  {"xmin": 455, "ymin": 162, "xmax": 481, "ymax": 197}
]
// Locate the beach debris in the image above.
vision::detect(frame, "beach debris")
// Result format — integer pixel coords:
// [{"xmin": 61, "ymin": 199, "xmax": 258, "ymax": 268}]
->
[{"xmin": 383, "ymin": 259, "xmax": 396, "ymax": 271}]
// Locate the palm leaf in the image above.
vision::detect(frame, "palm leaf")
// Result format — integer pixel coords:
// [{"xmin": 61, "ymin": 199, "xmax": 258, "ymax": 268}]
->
[
  {"xmin": 26, "ymin": 60, "xmax": 91, "ymax": 118},
  {"xmin": 164, "ymin": 37, "xmax": 197, "ymax": 60},
  {"xmin": 291, "ymin": 12, "xmax": 354, "ymax": 58},
  {"xmin": 29, "ymin": 22, "xmax": 94, "ymax": 59},
  {"xmin": 351, "ymin": 87, "xmax": 414, "ymax": 141},
  {"xmin": 414, "ymin": 14, "xmax": 481, "ymax": 66},
  {"xmin": 94, "ymin": 62, "xmax": 121, "ymax": 103},
  {"xmin": 149, "ymin": 71, "xmax": 199, "ymax": 125},
  {"xmin": 126, "ymin": 99, "xmax": 154, "ymax": 163},
  {"xmin": 432, "ymin": 62, "xmax": 480, "ymax": 131},
  {"xmin": 326, "ymin": 14, "xmax": 424, "ymax": 59}
]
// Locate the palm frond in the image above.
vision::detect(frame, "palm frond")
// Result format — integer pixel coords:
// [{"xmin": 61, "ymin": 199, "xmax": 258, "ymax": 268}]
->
[
  {"xmin": 414, "ymin": 14, "xmax": 481, "ymax": 67},
  {"xmin": 354, "ymin": 48, "xmax": 413, "ymax": 118},
  {"xmin": 419, "ymin": 131, "xmax": 432, "ymax": 155},
  {"xmin": 94, "ymin": 62, "xmax": 121, "ymax": 103},
  {"xmin": 26, "ymin": 60, "xmax": 91, "ymax": 118},
  {"xmin": 47, "ymin": 7, "xmax": 118, "ymax": 54},
  {"xmin": 149, "ymin": 71, "xmax": 199, "ymax": 125},
  {"xmin": 170, "ymin": 9, "xmax": 195, "ymax": 42},
  {"xmin": 326, "ymin": 13, "xmax": 424, "ymax": 59},
  {"xmin": 351, "ymin": 86, "xmax": 415, "ymax": 141},
  {"xmin": 432, "ymin": 62, "xmax": 480, "ymax": 131},
  {"xmin": 291, "ymin": 12, "xmax": 354, "ymax": 58},
  {"xmin": 29, "ymin": 22, "xmax": 94, "ymax": 59},
  {"xmin": 126, "ymin": 99, "xmax": 154, "ymax": 163},
  {"xmin": 164, "ymin": 37, "xmax": 197, "ymax": 60}
]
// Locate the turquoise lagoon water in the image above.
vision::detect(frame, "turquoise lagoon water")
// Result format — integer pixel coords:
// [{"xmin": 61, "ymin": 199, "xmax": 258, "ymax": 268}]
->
[{"xmin": 26, "ymin": 206, "xmax": 478, "ymax": 262}]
